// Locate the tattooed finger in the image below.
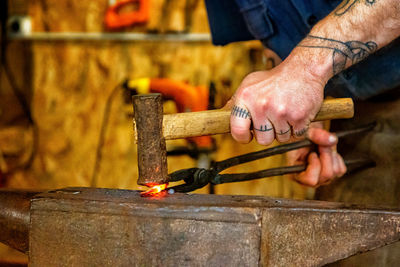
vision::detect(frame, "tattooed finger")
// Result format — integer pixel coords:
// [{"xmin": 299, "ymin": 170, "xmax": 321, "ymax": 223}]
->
[
  {"xmin": 294, "ymin": 128, "xmax": 308, "ymax": 137},
  {"xmin": 272, "ymin": 121, "xmax": 292, "ymax": 143},
  {"xmin": 230, "ymin": 104, "xmax": 252, "ymax": 143},
  {"xmin": 253, "ymin": 118, "xmax": 275, "ymax": 145}
]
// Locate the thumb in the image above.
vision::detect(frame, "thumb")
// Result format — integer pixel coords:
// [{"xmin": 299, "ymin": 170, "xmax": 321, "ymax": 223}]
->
[
  {"xmin": 222, "ymin": 97, "xmax": 235, "ymax": 110},
  {"xmin": 307, "ymin": 128, "xmax": 337, "ymax": 146}
]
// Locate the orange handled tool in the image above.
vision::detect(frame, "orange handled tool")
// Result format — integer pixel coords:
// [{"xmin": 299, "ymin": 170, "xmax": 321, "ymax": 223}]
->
[{"xmin": 105, "ymin": 0, "xmax": 149, "ymax": 30}]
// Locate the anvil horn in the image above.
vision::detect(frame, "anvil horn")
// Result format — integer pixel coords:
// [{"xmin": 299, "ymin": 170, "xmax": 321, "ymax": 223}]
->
[{"xmin": 0, "ymin": 189, "xmax": 38, "ymax": 253}]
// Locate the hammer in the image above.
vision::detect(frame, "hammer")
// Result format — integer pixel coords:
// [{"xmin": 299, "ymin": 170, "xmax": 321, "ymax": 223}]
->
[{"xmin": 133, "ymin": 94, "xmax": 353, "ymax": 186}]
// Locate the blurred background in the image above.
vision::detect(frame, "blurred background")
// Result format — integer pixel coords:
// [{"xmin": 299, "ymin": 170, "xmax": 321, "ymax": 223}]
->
[{"xmin": 0, "ymin": 0, "xmax": 311, "ymax": 264}]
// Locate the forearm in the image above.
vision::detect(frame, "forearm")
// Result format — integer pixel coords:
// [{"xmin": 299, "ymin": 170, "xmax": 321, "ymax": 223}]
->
[{"xmin": 288, "ymin": 0, "xmax": 400, "ymax": 83}]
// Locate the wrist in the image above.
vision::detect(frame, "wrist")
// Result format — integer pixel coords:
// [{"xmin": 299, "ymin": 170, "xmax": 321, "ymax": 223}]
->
[{"xmin": 285, "ymin": 45, "xmax": 334, "ymax": 85}]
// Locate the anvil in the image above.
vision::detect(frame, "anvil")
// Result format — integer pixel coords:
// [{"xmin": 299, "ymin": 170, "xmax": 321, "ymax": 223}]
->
[{"xmin": 1, "ymin": 187, "xmax": 400, "ymax": 266}]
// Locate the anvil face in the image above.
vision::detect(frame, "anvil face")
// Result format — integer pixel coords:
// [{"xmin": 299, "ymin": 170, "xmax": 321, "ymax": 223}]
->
[{"xmin": 24, "ymin": 188, "xmax": 400, "ymax": 266}]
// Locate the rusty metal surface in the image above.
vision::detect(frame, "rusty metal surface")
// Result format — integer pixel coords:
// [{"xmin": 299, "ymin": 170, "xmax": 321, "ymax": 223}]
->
[
  {"xmin": 317, "ymin": 92, "xmax": 400, "ymax": 266},
  {"xmin": 133, "ymin": 94, "xmax": 169, "ymax": 185},
  {"xmin": 262, "ymin": 209, "xmax": 400, "ymax": 266},
  {"xmin": 26, "ymin": 187, "xmax": 400, "ymax": 266},
  {"xmin": 0, "ymin": 189, "xmax": 37, "ymax": 253},
  {"xmin": 30, "ymin": 188, "xmax": 261, "ymax": 266}
]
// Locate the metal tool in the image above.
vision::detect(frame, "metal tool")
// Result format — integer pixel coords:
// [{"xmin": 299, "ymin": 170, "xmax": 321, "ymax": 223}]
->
[
  {"xmin": 1, "ymin": 187, "xmax": 400, "ymax": 266},
  {"xmin": 133, "ymin": 93, "xmax": 354, "ymax": 186},
  {"xmin": 134, "ymin": 94, "xmax": 168, "ymax": 186},
  {"xmin": 127, "ymin": 78, "xmax": 217, "ymax": 191},
  {"xmin": 168, "ymin": 123, "xmax": 376, "ymax": 193}
]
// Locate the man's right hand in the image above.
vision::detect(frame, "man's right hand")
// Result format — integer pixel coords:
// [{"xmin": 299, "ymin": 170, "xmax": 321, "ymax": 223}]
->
[{"xmin": 229, "ymin": 55, "xmax": 327, "ymax": 146}]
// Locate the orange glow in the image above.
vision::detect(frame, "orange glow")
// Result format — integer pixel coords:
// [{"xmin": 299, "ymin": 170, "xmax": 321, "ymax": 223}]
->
[{"xmin": 140, "ymin": 183, "xmax": 168, "ymax": 197}]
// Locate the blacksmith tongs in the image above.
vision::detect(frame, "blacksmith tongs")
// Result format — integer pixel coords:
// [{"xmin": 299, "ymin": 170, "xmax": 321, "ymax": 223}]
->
[{"xmin": 168, "ymin": 123, "xmax": 376, "ymax": 193}]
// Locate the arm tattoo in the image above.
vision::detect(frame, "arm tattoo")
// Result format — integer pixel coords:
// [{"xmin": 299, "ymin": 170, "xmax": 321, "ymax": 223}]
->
[
  {"xmin": 298, "ymin": 35, "xmax": 377, "ymax": 76},
  {"xmin": 335, "ymin": 0, "xmax": 376, "ymax": 16},
  {"xmin": 231, "ymin": 105, "xmax": 251, "ymax": 119},
  {"xmin": 255, "ymin": 125, "xmax": 273, "ymax": 132}
]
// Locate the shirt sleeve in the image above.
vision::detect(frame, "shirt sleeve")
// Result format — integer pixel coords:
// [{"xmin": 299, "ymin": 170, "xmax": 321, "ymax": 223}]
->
[{"xmin": 204, "ymin": 0, "xmax": 254, "ymax": 46}]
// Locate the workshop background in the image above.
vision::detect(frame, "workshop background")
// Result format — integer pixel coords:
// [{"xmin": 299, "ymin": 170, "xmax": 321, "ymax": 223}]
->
[{"xmin": 1, "ymin": 0, "xmax": 314, "ymax": 263}]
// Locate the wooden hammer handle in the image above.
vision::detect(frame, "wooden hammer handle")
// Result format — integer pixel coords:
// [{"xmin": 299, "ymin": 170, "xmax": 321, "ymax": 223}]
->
[{"xmin": 161, "ymin": 98, "xmax": 353, "ymax": 140}]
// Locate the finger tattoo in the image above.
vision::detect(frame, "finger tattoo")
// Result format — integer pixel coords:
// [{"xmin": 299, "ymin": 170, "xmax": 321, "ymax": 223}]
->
[
  {"xmin": 231, "ymin": 105, "xmax": 251, "ymax": 119},
  {"xmin": 255, "ymin": 124, "xmax": 273, "ymax": 132},
  {"xmin": 276, "ymin": 128, "xmax": 291, "ymax": 135},
  {"xmin": 295, "ymin": 128, "xmax": 307, "ymax": 137}
]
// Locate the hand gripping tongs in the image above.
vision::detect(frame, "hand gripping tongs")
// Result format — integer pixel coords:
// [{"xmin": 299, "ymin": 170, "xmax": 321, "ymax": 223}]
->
[{"xmin": 168, "ymin": 123, "xmax": 376, "ymax": 193}]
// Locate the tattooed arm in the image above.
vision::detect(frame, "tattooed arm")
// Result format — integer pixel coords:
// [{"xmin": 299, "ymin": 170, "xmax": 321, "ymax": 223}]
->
[
  {"xmin": 230, "ymin": 0, "xmax": 400, "ymax": 186},
  {"xmin": 288, "ymin": 0, "xmax": 400, "ymax": 186},
  {"xmin": 295, "ymin": 0, "xmax": 400, "ymax": 82}
]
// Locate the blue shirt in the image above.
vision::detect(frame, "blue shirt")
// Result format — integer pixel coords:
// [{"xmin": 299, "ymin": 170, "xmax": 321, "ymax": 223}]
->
[{"xmin": 205, "ymin": 0, "xmax": 400, "ymax": 100}]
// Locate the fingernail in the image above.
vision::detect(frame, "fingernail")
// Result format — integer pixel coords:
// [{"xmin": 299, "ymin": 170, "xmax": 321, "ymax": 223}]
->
[{"xmin": 329, "ymin": 135, "xmax": 337, "ymax": 144}]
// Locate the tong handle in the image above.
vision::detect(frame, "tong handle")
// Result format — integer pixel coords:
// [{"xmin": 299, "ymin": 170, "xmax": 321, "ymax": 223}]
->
[
  {"xmin": 213, "ymin": 122, "xmax": 376, "ymax": 173},
  {"xmin": 212, "ymin": 158, "xmax": 375, "ymax": 185}
]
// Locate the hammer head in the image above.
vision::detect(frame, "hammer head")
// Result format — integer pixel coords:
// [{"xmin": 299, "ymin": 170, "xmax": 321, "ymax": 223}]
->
[{"xmin": 133, "ymin": 94, "xmax": 169, "ymax": 186}]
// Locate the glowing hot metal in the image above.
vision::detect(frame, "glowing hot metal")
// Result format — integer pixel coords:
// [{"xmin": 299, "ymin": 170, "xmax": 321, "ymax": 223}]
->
[{"xmin": 140, "ymin": 183, "xmax": 168, "ymax": 197}]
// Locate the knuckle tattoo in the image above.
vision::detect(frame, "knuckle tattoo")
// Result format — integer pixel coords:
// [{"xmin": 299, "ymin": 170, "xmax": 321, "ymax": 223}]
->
[
  {"xmin": 231, "ymin": 105, "xmax": 251, "ymax": 119},
  {"xmin": 295, "ymin": 128, "xmax": 307, "ymax": 137},
  {"xmin": 255, "ymin": 124, "xmax": 273, "ymax": 132},
  {"xmin": 276, "ymin": 128, "xmax": 291, "ymax": 135}
]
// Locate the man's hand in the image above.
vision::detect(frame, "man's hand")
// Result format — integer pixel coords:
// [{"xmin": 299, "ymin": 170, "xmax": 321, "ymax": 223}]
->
[
  {"xmin": 230, "ymin": 0, "xmax": 400, "ymax": 147},
  {"xmin": 287, "ymin": 123, "xmax": 346, "ymax": 187},
  {"xmin": 230, "ymin": 59, "xmax": 325, "ymax": 145}
]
